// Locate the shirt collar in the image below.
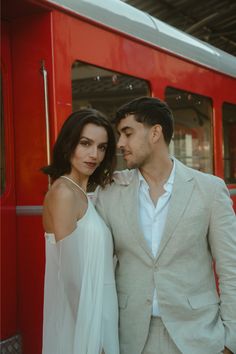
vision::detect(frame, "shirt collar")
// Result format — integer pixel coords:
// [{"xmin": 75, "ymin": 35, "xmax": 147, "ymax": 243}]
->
[{"xmin": 138, "ymin": 158, "xmax": 175, "ymax": 192}]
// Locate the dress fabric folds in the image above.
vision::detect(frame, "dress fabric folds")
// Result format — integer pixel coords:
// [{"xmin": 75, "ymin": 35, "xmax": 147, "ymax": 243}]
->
[{"xmin": 42, "ymin": 197, "xmax": 119, "ymax": 354}]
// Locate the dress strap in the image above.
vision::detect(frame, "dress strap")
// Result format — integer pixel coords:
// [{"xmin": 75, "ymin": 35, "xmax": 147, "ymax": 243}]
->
[{"xmin": 60, "ymin": 176, "xmax": 87, "ymax": 197}]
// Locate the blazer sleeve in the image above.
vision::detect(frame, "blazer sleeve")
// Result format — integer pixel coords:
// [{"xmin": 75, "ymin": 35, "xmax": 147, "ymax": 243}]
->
[
  {"xmin": 95, "ymin": 186, "xmax": 111, "ymax": 229},
  {"xmin": 208, "ymin": 177, "xmax": 236, "ymax": 353}
]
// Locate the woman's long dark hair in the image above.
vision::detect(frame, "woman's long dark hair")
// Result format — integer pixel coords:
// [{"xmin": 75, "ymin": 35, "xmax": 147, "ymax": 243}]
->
[{"xmin": 42, "ymin": 109, "xmax": 116, "ymax": 189}]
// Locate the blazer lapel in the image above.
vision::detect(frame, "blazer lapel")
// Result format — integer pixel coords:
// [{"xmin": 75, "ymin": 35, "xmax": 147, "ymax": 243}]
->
[
  {"xmin": 122, "ymin": 172, "xmax": 154, "ymax": 259},
  {"xmin": 155, "ymin": 160, "xmax": 195, "ymax": 261}
]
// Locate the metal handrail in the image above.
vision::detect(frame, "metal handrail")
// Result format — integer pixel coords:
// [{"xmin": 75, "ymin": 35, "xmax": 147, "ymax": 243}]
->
[{"xmin": 40, "ymin": 60, "xmax": 51, "ymax": 189}]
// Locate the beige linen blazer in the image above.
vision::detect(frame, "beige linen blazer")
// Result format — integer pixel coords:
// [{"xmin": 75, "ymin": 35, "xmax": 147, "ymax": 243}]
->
[{"xmin": 96, "ymin": 159, "xmax": 236, "ymax": 354}]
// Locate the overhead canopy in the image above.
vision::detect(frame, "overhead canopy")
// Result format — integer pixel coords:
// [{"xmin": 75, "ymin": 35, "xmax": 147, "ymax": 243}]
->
[{"xmin": 123, "ymin": 0, "xmax": 236, "ymax": 57}]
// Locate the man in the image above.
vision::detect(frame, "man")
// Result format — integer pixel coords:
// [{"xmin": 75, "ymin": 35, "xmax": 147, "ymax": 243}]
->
[{"xmin": 96, "ymin": 97, "xmax": 236, "ymax": 354}]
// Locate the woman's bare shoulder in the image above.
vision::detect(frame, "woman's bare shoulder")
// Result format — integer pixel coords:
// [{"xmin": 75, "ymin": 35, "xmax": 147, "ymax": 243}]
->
[
  {"xmin": 43, "ymin": 179, "xmax": 80, "ymax": 240},
  {"xmin": 44, "ymin": 179, "xmax": 76, "ymax": 207}
]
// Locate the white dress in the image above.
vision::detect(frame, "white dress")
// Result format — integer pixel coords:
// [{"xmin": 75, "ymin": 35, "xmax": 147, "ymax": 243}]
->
[{"xmin": 42, "ymin": 177, "xmax": 119, "ymax": 354}]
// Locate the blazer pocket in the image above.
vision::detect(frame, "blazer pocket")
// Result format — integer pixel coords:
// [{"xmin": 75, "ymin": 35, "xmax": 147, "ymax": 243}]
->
[
  {"xmin": 187, "ymin": 290, "xmax": 220, "ymax": 309},
  {"xmin": 118, "ymin": 293, "xmax": 129, "ymax": 309}
]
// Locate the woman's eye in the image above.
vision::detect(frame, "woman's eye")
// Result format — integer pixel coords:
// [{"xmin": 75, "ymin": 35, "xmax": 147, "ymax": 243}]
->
[
  {"xmin": 99, "ymin": 145, "xmax": 107, "ymax": 152},
  {"xmin": 80, "ymin": 140, "xmax": 90, "ymax": 146}
]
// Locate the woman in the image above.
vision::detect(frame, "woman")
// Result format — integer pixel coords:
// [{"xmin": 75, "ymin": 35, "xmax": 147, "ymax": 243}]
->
[{"xmin": 41, "ymin": 109, "xmax": 119, "ymax": 354}]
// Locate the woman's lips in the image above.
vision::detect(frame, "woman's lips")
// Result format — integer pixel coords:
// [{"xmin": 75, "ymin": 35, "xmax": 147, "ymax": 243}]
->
[{"xmin": 84, "ymin": 162, "xmax": 97, "ymax": 169}]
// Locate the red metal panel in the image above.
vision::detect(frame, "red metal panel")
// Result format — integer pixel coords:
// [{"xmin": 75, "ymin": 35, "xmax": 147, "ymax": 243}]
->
[
  {"xmin": 17, "ymin": 216, "xmax": 45, "ymax": 354},
  {"xmin": 0, "ymin": 22, "xmax": 17, "ymax": 340},
  {"xmin": 11, "ymin": 12, "xmax": 55, "ymax": 205},
  {"xmin": 10, "ymin": 11, "xmax": 54, "ymax": 353}
]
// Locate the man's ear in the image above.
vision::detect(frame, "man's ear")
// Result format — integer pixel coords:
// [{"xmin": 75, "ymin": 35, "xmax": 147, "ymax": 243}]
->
[{"xmin": 151, "ymin": 124, "xmax": 162, "ymax": 143}]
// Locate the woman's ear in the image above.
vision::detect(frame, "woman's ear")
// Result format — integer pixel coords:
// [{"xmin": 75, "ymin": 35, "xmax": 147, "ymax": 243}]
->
[{"xmin": 151, "ymin": 124, "xmax": 162, "ymax": 143}]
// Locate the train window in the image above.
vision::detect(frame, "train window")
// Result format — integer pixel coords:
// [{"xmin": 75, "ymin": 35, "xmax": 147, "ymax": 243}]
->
[
  {"xmin": 222, "ymin": 103, "xmax": 236, "ymax": 184},
  {"xmin": 71, "ymin": 61, "xmax": 150, "ymax": 170},
  {"xmin": 165, "ymin": 87, "xmax": 213, "ymax": 173},
  {"xmin": 0, "ymin": 73, "xmax": 6, "ymax": 195}
]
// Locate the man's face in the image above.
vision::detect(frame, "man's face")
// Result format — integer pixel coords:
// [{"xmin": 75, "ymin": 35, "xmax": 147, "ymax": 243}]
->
[{"xmin": 117, "ymin": 114, "xmax": 153, "ymax": 169}]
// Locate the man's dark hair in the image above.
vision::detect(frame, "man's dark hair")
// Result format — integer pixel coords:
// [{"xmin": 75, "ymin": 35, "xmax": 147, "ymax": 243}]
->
[
  {"xmin": 114, "ymin": 96, "xmax": 174, "ymax": 145},
  {"xmin": 42, "ymin": 109, "xmax": 116, "ymax": 188}
]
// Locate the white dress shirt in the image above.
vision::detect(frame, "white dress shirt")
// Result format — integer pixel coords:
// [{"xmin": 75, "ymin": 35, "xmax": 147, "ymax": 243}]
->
[{"xmin": 138, "ymin": 160, "xmax": 175, "ymax": 316}]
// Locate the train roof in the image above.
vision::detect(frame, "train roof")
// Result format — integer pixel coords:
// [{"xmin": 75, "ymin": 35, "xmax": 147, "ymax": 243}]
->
[{"xmin": 43, "ymin": 0, "xmax": 236, "ymax": 78}]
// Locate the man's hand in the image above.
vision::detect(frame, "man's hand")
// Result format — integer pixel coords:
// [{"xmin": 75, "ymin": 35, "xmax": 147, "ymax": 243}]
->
[{"xmin": 223, "ymin": 347, "xmax": 233, "ymax": 354}]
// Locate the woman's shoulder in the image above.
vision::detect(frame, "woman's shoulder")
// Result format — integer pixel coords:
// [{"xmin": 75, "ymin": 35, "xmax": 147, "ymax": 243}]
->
[
  {"xmin": 44, "ymin": 178, "xmax": 77, "ymax": 208},
  {"xmin": 43, "ymin": 178, "xmax": 84, "ymax": 239}
]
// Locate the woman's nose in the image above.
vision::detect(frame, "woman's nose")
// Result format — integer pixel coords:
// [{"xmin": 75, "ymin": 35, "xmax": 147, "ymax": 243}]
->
[{"xmin": 89, "ymin": 146, "xmax": 98, "ymax": 158}]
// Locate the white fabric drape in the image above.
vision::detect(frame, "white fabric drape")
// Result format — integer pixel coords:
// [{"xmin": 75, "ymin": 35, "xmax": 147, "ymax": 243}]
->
[{"xmin": 42, "ymin": 198, "xmax": 118, "ymax": 354}]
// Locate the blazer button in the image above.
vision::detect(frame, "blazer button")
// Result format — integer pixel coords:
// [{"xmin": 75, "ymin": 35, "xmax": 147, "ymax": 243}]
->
[{"xmin": 146, "ymin": 299, "xmax": 152, "ymax": 305}]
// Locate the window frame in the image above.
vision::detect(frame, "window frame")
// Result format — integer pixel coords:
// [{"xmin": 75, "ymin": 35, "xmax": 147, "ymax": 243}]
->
[
  {"xmin": 164, "ymin": 86, "xmax": 214, "ymax": 174},
  {"xmin": 222, "ymin": 101, "xmax": 236, "ymax": 184}
]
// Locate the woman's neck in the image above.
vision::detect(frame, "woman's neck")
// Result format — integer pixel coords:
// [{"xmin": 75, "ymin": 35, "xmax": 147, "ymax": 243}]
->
[{"xmin": 64, "ymin": 173, "xmax": 88, "ymax": 192}]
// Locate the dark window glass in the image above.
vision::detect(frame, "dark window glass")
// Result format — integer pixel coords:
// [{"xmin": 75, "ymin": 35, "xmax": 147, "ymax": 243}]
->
[
  {"xmin": 223, "ymin": 103, "xmax": 236, "ymax": 183},
  {"xmin": 71, "ymin": 61, "xmax": 150, "ymax": 170},
  {"xmin": 0, "ymin": 73, "xmax": 6, "ymax": 195},
  {"xmin": 165, "ymin": 87, "xmax": 213, "ymax": 173}
]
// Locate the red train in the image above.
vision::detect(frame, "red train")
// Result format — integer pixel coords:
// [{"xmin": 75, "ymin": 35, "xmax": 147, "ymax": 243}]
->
[{"xmin": 1, "ymin": 0, "xmax": 236, "ymax": 352}]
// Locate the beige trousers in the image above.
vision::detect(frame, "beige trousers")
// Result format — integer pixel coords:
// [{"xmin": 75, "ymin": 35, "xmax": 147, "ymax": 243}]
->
[
  {"xmin": 142, "ymin": 317, "xmax": 225, "ymax": 354},
  {"xmin": 142, "ymin": 317, "xmax": 181, "ymax": 354}
]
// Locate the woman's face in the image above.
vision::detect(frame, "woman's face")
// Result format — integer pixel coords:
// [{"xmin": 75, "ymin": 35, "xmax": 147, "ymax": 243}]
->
[{"xmin": 70, "ymin": 123, "xmax": 108, "ymax": 179}]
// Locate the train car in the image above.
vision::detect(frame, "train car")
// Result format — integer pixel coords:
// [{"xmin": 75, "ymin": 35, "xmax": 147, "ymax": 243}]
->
[{"xmin": 1, "ymin": 0, "xmax": 236, "ymax": 352}]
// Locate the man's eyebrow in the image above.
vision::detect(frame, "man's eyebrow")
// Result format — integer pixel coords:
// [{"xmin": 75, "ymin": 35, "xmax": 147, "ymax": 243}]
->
[
  {"xmin": 117, "ymin": 126, "xmax": 133, "ymax": 136},
  {"xmin": 120, "ymin": 126, "xmax": 133, "ymax": 132}
]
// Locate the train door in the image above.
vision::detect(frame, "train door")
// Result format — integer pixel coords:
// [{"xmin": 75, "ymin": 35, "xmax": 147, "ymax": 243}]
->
[{"xmin": 0, "ymin": 22, "xmax": 19, "ymax": 351}]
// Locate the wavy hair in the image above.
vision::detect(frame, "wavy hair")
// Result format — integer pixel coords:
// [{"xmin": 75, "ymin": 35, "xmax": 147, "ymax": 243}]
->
[{"xmin": 42, "ymin": 109, "xmax": 116, "ymax": 188}]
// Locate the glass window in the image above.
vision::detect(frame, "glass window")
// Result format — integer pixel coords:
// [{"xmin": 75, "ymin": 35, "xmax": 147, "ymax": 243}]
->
[
  {"xmin": 165, "ymin": 87, "xmax": 213, "ymax": 173},
  {"xmin": 223, "ymin": 103, "xmax": 236, "ymax": 184},
  {"xmin": 0, "ymin": 73, "xmax": 6, "ymax": 195},
  {"xmin": 71, "ymin": 61, "xmax": 150, "ymax": 170}
]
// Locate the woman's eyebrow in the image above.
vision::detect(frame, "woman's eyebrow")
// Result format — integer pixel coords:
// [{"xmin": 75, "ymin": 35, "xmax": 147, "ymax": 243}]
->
[
  {"xmin": 80, "ymin": 136, "xmax": 93, "ymax": 142},
  {"xmin": 80, "ymin": 136, "xmax": 108, "ymax": 145}
]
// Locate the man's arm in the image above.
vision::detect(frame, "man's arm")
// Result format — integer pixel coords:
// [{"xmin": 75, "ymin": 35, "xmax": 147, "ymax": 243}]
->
[
  {"xmin": 208, "ymin": 177, "xmax": 236, "ymax": 353},
  {"xmin": 95, "ymin": 186, "xmax": 111, "ymax": 229}
]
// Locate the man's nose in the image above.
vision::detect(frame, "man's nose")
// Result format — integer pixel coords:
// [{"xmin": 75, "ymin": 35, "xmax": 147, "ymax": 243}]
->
[{"xmin": 117, "ymin": 135, "xmax": 124, "ymax": 150}]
